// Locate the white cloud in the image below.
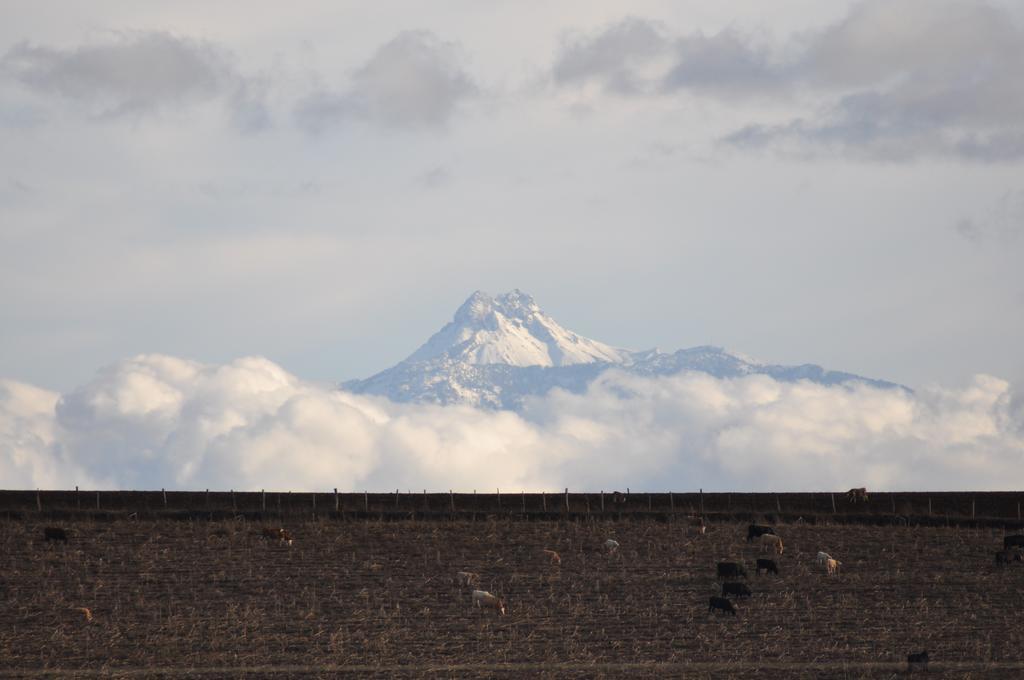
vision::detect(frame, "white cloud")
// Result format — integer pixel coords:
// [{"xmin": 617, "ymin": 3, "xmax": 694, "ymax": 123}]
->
[
  {"xmin": 295, "ymin": 30, "xmax": 477, "ymax": 133},
  {"xmin": 3, "ymin": 354, "xmax": 1022, "ymax": 492}
]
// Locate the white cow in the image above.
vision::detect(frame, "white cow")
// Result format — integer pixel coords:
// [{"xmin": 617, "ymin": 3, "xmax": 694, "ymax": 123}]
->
[{"xmin": 472, "ymin": 590, "xmax": 506, "ymax": 615}]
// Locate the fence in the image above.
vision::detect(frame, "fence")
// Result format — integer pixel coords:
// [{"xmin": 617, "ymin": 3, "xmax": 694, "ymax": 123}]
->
[{"xmin": 1, "ymin": 488, "xmax": 1023, "ymax": 526}]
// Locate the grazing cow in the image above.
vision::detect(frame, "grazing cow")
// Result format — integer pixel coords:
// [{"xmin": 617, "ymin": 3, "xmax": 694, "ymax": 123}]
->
[
  {"xmin": 746, "ymin": 525, "xmax": 776, "ymax": 542},
  {"xmin": 708, "ymin": 596, "xmax": 737, "ymax": 616},
  {"xmin": 690, "ymin": 516, "xmax": 707, "ymax": 536},
  {"xmin": 44, "ymin": 527, "xmax": 68, "ymax": 542},
  {"xmin": 847, "ymin": 487, "xmax": 869, "ymax": 503},
  {"xmin": 604, "ymin": 539, "xmax": 620, "ymax": 555},
  {"xmin": 1003, "ymin": 534, "xmax": 1024, "ymax": 550},
  {"xmin": 721, "ymin": 582, "xmax": 752, "ymax": 598},
  {"xmin": 76, "ymin": 607, "xmax": 93, "ymax": 623},
  {"xmin": 717, "ymin": 562, "xmax": 747, "ymax": 580},
  {"xmin": 260, "ymin": 527, "xmax": 293, "ymax": 545},
  {"xmin": 543, "ymin": 549, "xmax": 561, "ymax": 566},
  {"xmin": 826, "ymin": 558, "xmax": 841, "ymax": 576},
  {"xmin": 760, "ymin": 533, "xmax": 784, "ymax": 555},
  {"xmin": 457, "ymin": 571, "xmax": 480, "ymax": 587},
  {"xmin": 906, "ymin": 650, "xmax": 929, "ymax": 672},
  {"xmin": 756, "ymin": 558, "xmax": 778, "ymax": 576},
  {"xmin": 816, "ymin": 551, "xmax": 832, "ymax": 566},
  {"xmin": 472, "ymin": 590, "xmax": 506, "ymax": 616}
]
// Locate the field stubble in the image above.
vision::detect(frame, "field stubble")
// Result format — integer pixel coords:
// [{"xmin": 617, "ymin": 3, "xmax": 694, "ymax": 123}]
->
[{"xmin": 1, "ymin": 518, "xmax": 1022, "ymax": 678}]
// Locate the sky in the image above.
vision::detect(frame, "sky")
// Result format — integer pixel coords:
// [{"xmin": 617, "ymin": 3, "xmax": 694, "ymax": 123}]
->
[{"xmin": 2, "ymin": 1, "xmax": 1023, "ymax": 491}]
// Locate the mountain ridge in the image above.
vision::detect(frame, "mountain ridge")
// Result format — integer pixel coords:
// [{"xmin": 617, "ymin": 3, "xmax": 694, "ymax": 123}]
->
[{"xmin": 342, "ymin": 290, "xmax": 905, "ymax": 410}]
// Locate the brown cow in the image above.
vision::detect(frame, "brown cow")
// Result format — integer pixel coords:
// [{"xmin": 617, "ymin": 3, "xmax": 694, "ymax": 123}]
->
[
  {"xmin": 543, "ymin": 549, "xmax": 561, "ymax": 566},
  {"xmin": 457, "ymin": 571, "xmax": 480, "ymax": 587},
  {"xmin": 847, "ymin": 487, "xmax": 869, "ymax": 503},
  {"xmin": 260, "ymin": 527, "xmax": 293, "ymax": 545}
]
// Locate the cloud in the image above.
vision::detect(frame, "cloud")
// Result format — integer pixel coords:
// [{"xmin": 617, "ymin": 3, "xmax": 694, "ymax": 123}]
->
[
  {"xmin": 3, "ymin": 354, "xmax": 1023, "ymax": 492},
  {"xmin": 1, "ymin": 31, "xmax": 268, "ymax": 128},
  {"xmin": 552, "ymin": 2, "xmax": 1024, "ymax": 161},
  {"xmin": 295, "ymin": 31, "xmax": 476, "ymax": 133}
]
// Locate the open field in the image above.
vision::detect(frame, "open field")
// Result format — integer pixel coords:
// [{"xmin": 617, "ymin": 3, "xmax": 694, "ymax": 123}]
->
[{"xmin": 2, "ymin": 508, "xmax": 1024, "ymax": 678}]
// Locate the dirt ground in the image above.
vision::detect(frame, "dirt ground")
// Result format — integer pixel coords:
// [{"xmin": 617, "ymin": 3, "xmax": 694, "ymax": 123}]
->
[{"xmin": 1, "ymin": 517, "xmax": 1022, "ymax": 678}]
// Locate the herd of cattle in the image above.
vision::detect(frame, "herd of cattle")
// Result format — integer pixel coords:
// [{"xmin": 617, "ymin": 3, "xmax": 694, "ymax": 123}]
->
[{"xmin": 36, "ymin": 508, "xmax": 1024, "ymax": 672}]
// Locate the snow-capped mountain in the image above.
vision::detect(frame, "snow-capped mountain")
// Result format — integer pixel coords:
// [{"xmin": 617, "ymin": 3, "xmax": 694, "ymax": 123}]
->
[{"xmin": 343, "ymin": 290, "xmax": 904, "ymax": 410}]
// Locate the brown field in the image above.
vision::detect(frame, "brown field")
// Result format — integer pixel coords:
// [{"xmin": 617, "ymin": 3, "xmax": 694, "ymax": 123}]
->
[{"xmin": 2, "ymin": 511, "xmax": 1024, "ymax": 678}]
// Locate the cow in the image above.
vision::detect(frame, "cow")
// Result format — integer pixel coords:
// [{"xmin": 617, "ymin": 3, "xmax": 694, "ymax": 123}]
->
[
  {"xmin": 995, "ymin": 550, "xmax": 1023, "ymax": 565},
  {"xmin": 747, "ymin": 524, "xmax": 776, "ymax": 542},
  {"xmin": 457, "ymin": 571, "xmax": 480, "ymax": 587},
  {"xmin": 826, "ymin": 558, "xmax": 841, "ymax": 576},
  {"xmin": 604, "ymin": 539, "xmax": 620, "ymax": 555},
  {"xmin": 76, "ymin": 607, "xmax": 93, "ymax": 623},
  {"xmin": 906, "ymin": 650, "xmax": 929, "ymax": 672},
  {"xmin": 472, "ymin": 590, "xmax": 506, "ymax": 616},
  {"xmin": 260, "ymin": 527, "xmax": 293, "ymax": 545},
  {"xmin": 760, "ymin": 533, "xmax": 784, "ymax": 555},
  {"xmin": 847, "ymin": 487, "xmax": 869, "ymax": 503},
  {"xmin": 816, "ymin": 551, "xmax": 832, "ymax": 566},
  {"xmin": 44, "ymin": 527, "xmax": 68, "ymax": 542},
  {"xmin": 691, "ymin": 516, "xmax": 707, "ymax": 536},
  {"xmin": 708, "ymin": 596, "xmax": 737, "ymax": 616},
  {"xmin": 717, "ymin": 562, "xmax": 747, "ymax": 580},
  {"xmin": 1003, "ymin": 534, "xmax": 1024, "ymax": 550},
  {"xmin": 756, "ymin": 558, "xmax": 778, "ymax": 576},
  {"xmin": 721, "ymin": 582, "xmax": 752, "ymax": 598},
  {"xmin": 543, "ymin": 549, "xmax": 561, "ymax": 565}
]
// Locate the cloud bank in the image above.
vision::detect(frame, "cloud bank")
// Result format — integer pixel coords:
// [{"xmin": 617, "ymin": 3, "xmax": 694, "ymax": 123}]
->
[
  {"xmin": 553, "ymin": 0, "xmax": 1024, "ymax": 161},
  {"xmin": 2, "ymin": 355, "xmax": 1022, "ymax": 492}
]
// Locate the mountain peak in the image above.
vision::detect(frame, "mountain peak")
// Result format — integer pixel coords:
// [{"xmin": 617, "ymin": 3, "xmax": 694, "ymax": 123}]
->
[{"xmin": 406, "ymin": 290, "xmax": 629, "ymax": 368}]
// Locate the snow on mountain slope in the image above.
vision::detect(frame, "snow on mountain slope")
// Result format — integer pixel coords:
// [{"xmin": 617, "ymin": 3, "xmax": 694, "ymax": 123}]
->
[
  {"xmin": 405, "ymin": 290, "xmax": 629, "ymax": 367},
  {"xmin": 343, "ymin": 290, "xmax": 905, "ymax": 410}
]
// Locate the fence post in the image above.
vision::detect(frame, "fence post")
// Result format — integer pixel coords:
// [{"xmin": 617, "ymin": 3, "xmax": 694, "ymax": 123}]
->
[
  {"xmin": 423, "ymin": 489, "xmax": 428, "ymax": 511},
  {"xmin": 497, "ymin": 488, "xmax": 501, "ymax": 511},
  {"xmin": 206, "ymin": 489, "xmax": 209, "ymax": 509},
  {"xmin": 162, "ymin": 488, "xmax": 167, "ymax": 508},
  {"xmin": 261, "ymin": 489, "xmax": 266, "ymax": 511},
  {"xmin": 76, "ymin": 485, "xmax": 80, "ymax": 510},
  {"xmin": 565, "ymin": 488, "xmax": 569, "ymax": 511},
  {"xmin": 891, "ymin": 495, "xmax": 896, "ymax": 514},
  {"xmin": 312, "ymin": 492, "xmax": 316, "ymax": 512},
  {"xmin": 364, "ymin": 491, "xmax": 369, "ymax": 512},
  {"xmin": 670, "ymin": 492, "xmax": 674, "ymax": 513},
  {"xmin": 776, "ymin": 494, "xmax": 781, "ymax": 512},
  {"xmin": 971, "ymin": 498, "xmax": 975, "ymax": 519},
  {"xmin": 36, "ymin": 489, "xmax": 41, "ymax": 512},
  {"xmin": 601, "ymin": 491, "xmax": 605, "ymax": 512},
  {"xmin": 231, "ymin": 490, "xmax": 236, "ymax": 512},
  {"xmin": 451, "ymin": 490, "xmax": 455, "ymax": 513},
  {"xmin": 928, "ymin": 497, "xmax": 932, "ymax": 516},
  {"xmin": 542, "ymin": 492, "xmax": 546, "ymax": 512},
  {"xmin": 521, "ymin": 491, "xmax": 526, "ymax": 514},
  {"xmin": 831, "ymin": 493, "xmax": 836, "ymax": 513},
  {"xmin": 334, "ymin": 488, "xmax": 339, "ymax": 512},
  {"xmin": 699, "ymin": 488, "xmax": 704, "ymax": 515}
]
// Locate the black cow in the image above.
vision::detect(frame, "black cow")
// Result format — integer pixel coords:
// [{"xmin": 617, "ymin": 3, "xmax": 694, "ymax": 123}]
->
[
  {"xmin": 44, "ymin": 527, "xmax": 68, "ymax": 542},
  {"xmin": 756, "ymin": 558, "xmax": 778, "ymax": 575},
  {"xmin": 906, "ymin": 650, "xmax": 929, "ymax": 672},
  {"xmin": 708, "ymin": 596, "xmax": 737, "ymax": 616},
  {"xmin": 747, "ymin": 524, "xmax": 776, "ymax": 542},
  {"xmin": 1004, "ymin": 534, "xmax": 1024, "ymax": 550},
  {"xmin": 716, "ymin": 562, "xmax": 747, "ymax": 579},
  {"xmin": 721, "ymin": 582, "xmax": 752, "ymax": 598},
  {"xmin": 995, "ymin": 549, "xmax": 1023, "ymax": 565}
]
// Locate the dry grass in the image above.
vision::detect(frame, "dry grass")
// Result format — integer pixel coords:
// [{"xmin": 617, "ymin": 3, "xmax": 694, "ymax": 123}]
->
[{"xmin": 1, "ymin": 517, "xmax": 1022, "ymax": 677}]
